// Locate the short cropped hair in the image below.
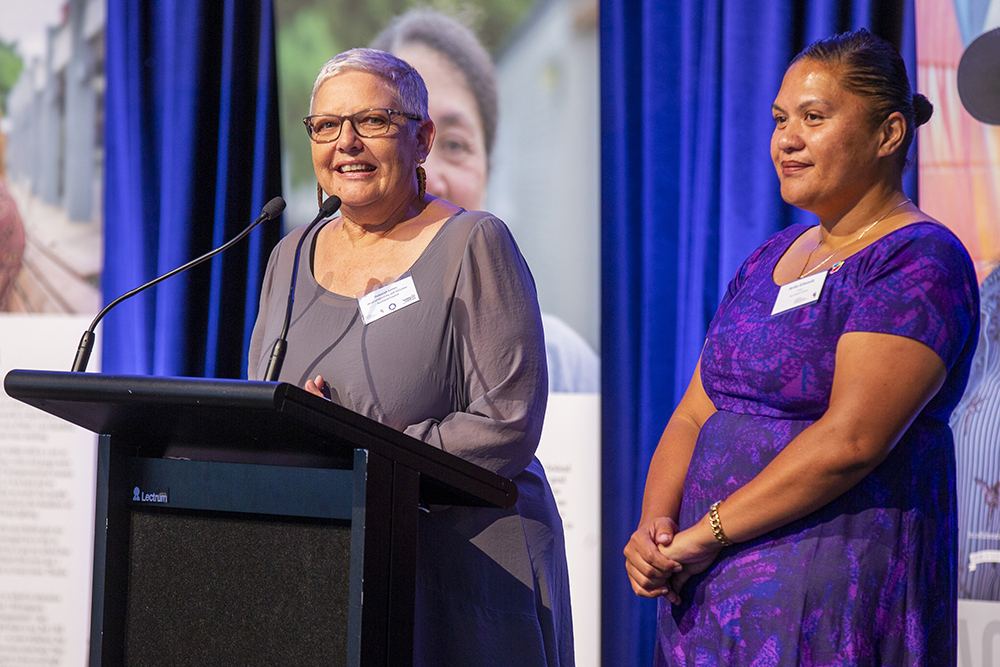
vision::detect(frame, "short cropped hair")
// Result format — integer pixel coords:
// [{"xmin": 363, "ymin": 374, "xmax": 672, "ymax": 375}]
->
[{"xmin": 309, "ymin": 47, "xmax": 428, "ymax": 120}]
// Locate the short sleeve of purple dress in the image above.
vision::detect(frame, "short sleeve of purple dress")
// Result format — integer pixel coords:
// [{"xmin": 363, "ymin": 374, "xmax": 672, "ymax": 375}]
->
[{"xmin": 656, "ymin": 222, "xmax": 980, "ymax": 666}]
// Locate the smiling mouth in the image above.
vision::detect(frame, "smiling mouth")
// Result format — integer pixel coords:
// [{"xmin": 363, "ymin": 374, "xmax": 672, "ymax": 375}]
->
[
  {"xmin": 780, "ymin": 162, "xmax": 810, "ymax": 174},
  {"xmin": 338, "ymin": 163, "xmax": 375, "ymax": 173}
]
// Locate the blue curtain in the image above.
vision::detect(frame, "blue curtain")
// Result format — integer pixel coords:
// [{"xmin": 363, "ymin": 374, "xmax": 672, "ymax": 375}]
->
[
  {"xmin": 103, "ymin": 0, "xmax": 282, "ymax": 379},
  {"xmin": 599, "ymin": 1, "xmax": 916, "ymax": 664}
]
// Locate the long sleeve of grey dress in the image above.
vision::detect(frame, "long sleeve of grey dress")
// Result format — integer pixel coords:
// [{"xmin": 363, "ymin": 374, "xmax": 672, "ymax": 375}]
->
[{"xmin": 248, "ymin": 209, "xmax": 574, "ymax": 667}]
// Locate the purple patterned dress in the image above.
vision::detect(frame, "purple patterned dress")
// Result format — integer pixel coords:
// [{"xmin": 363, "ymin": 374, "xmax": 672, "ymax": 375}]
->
[{"xmin": 656, "ymin": 222, "xmax": 980, "ymax": 666}]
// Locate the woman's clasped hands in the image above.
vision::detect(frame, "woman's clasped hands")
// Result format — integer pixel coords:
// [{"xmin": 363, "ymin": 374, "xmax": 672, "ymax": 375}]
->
[{"xmin": 624, "ymin": 516, "xmax": 723, "ymax": 605}]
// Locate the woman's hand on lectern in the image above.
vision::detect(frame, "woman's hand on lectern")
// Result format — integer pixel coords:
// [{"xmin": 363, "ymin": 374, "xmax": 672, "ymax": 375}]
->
[{"xmin": 305, "ymin": 374, "xmax": 331, "ymax": 400}]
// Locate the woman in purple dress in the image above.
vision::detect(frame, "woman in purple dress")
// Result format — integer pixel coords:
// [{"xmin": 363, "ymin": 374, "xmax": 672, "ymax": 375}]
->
[{"xmin": 623, "ymin": 29, "xmax": 979, "ymax": 665}]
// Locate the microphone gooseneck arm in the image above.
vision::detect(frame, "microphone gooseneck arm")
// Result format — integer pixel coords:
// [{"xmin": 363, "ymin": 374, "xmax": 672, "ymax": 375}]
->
[
  {"xmin": 263, "ymin": 195, "xmax": 342, "ymax": 382},
  {"xmin": 70, "ymin": 196, "xmax": 287, "ymax": 373}
]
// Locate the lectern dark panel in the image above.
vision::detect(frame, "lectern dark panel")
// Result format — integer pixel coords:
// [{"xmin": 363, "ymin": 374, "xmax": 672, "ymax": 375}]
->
[{"xmin": 125, "ymin": 509, "xmax": 351, "ymax": 666}]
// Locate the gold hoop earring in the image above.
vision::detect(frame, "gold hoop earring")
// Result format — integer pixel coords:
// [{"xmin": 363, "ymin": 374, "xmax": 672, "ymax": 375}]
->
[
  {"xmin": 317, "ymin": 182, "xmax": 325, "ymax": 208},
  {"xmin": 416, "ymin": 166, "xmax": 426, "ymax": 200}
]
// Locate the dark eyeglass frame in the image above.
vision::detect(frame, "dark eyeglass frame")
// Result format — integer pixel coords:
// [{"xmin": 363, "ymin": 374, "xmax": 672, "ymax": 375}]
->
[{"xmin": 302, "ymin": 108, "xmax": 423, "ymax": 143}]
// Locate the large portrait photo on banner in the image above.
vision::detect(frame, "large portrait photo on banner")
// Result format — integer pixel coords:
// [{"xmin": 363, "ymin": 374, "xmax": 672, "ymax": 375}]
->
[{"xmin": 272, "ymin": 0, "xmax": 601, "ymax": 663}]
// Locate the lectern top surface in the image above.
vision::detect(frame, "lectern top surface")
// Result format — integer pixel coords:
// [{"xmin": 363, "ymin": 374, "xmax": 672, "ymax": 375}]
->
[{"xmin": 4, "ymin": 370, "xmax": 518, "ymax": 509}]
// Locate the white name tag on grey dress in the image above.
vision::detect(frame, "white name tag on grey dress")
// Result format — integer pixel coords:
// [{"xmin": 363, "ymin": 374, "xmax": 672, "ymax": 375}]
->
[
  {"xmin": 357, "ymin": 274, "xmax": 420, "ymax": 325},
  {"xmin": 771, "ymin": 271, "xmax": 827, "ymax": 316}
]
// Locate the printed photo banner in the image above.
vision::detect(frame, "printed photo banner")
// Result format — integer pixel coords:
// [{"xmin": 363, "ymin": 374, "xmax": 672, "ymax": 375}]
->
[{"xmin": 917, "ymin": 1, "xmax": 1000, "ymax": 665}]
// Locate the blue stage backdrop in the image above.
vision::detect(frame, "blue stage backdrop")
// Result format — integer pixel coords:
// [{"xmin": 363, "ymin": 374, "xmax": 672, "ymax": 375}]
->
[
  {"xmin": 599, "ymin": 1, "xmax": 915, "ymax": 664},
  {"xmin": 103, "ymin": 0, "xmax": 282, "ymax": 378}
]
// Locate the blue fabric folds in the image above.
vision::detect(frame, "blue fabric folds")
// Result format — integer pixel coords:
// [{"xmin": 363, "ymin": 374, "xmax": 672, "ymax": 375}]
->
[
  {"xmin": 599, "ymin": 1, "xmax": 915, "ymax": 664},
  {"xmin": 103, "ymin": 0, "xmax": 281, "ymax": 378}
]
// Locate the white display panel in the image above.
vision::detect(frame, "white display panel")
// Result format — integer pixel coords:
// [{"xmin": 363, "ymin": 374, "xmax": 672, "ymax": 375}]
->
[
  {"xmin": 535, "ymin": 392, "xmax": 601, "ymax": 667},
  {"xmin": 0, "ymin": 315, "xmax": 99, "ymax": 667},
  {"xmin": 959, "ymin": 599, "xmax": 1000, "ymax": 667}
]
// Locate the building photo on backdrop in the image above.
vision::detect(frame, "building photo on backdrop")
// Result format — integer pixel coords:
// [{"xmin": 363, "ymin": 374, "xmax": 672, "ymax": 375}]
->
[
  {"xmin": 0, "ymin": 1, "xmax": 105, "ymax": 665},
  {"xmin": 0, "ymin": 0, "xmax": 998, "ymax": 665}
]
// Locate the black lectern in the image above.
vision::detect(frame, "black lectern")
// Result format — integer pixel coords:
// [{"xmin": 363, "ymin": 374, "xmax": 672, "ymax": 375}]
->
[{"xmin": 3, "ymin": 370, "xmax": 517, "ymax": 667}]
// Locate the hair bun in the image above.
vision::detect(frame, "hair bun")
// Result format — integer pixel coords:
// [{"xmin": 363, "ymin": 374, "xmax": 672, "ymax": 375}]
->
[{"xmin": 913, "ymin": 93, "xmax": 934, "ymax": 126}]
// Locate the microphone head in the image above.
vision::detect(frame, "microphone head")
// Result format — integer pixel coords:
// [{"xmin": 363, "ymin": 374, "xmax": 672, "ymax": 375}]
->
[
  {"xmin": 262, "ymin": 196, "xmax": 286, "ymax": 220},
  {"xmin": 320, "ymin": 196, "xmax": 342, "ymax": 218}
]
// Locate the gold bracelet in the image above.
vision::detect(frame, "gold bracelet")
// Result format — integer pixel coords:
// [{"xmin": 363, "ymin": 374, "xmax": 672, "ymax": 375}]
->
[{"xmin": 708, "ymin": 500, "xmax": 733, "ymax": 547}]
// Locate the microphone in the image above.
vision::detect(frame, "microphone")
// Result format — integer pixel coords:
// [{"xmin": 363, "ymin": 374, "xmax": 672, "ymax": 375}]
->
[
  {"xmin": 263, "ymin": 195, "xmax": 342, "ymax": 381},
  {"xmin": 70, "ymin": 196, "xmax": 286, "ymax": 373}
]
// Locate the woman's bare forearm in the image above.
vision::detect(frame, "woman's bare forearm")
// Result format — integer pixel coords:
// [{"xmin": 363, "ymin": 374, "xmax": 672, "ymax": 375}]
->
[
  {"xmin": 639, "ymin": 415, "xmax": 701, "ymax": 525},
  {"xmin": 639, "ymin": 361, "xmax": 717, "ymax": 526}
]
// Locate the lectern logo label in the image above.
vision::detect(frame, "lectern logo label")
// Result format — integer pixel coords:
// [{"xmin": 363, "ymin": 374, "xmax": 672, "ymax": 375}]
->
[{"xmin": 132, "ymin": 486, "xmax": 169, "ymax": 504}]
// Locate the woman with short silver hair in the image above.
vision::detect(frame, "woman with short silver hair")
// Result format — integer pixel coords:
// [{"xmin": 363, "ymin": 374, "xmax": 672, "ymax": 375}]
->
[{"xmin": 249, "ymin": 48, "xmax": 573, "ymax": 666}]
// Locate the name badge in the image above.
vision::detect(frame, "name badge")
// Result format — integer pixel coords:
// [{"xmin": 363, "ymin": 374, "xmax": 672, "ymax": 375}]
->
[
  {"xmin": 771, "ymin": 271, "xmax": 827, "ymax": 316},
  {"xmin": 357, "ymin": 274, "xmax": 420, "ymax": 325}
]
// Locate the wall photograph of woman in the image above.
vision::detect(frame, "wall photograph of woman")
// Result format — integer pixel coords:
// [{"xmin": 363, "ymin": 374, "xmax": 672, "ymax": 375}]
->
[{"xmin": 271, "ymin": 2, "xmax": 601, "ymax": 663}]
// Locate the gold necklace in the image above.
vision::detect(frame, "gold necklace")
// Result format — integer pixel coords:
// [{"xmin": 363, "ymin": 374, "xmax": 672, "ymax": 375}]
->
[{"xmin": 797, "ymin": 198, "xmax": 911, "ymax": 279}]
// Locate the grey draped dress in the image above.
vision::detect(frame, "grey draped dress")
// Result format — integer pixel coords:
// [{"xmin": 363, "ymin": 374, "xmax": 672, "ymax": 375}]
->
[{"xmin": 248, "ymin": 209, "xmax": 574, "ymax": 667}]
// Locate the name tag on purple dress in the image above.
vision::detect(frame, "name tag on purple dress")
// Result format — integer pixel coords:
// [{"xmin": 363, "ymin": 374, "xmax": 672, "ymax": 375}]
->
[
  {"xmin": 357, "ymin": 274, "xmax": 420, "ymax": 324},
  {"xmin": 771, "ymin": 271, "xmax": 827, "ymax": 315}
]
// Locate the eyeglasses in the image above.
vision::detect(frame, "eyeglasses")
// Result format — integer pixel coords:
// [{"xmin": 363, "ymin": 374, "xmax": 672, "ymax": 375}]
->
[{"xmin": 303, "ymin": 109, "xmax": 422, "ymax": 143}]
